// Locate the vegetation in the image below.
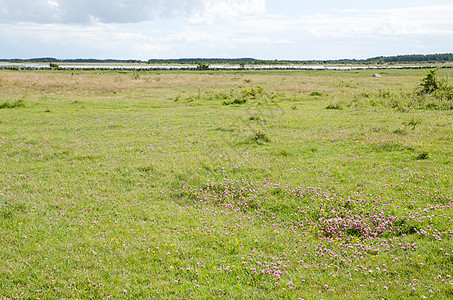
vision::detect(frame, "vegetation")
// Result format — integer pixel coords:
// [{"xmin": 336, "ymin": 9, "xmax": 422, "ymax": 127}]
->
[
  {"xmin": 49, "ymin": 62, "xmax": 60, "ymax": 69},
  {"xmin": 366, "ymin": 53, "xmax": 453, "ymax": 63},
  {"xmin": 3, "ymin": 53, "xmax": 453, "ymax": 66},
  {"xmin": 196, "ymin": 62, "xmax": 210, "ymax": 70},
  {"xmin": 417, "ymin": 68, "xmax": 453, "ymax": 100},
  {"xmin": 0, "ymin": 100, "xmax": 25, "ymax": 109},
  {"xmin": 325, "ymin": 103, "xmax": 343, "ymax": 110},
  {"xmin": 0, "ymin": 68, "xmax": 452, "ymax": 299}
]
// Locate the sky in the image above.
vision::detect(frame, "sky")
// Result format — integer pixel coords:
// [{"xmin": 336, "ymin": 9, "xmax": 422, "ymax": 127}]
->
[{"xmin": 0, "ymin": 0, "xmax": 452, "ymax": 60}]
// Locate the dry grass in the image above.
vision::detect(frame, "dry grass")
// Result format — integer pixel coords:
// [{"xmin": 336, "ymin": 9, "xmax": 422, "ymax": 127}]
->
[{"xmin": 0, "ymin": 69, "xmax": 428, "ymax": 102}]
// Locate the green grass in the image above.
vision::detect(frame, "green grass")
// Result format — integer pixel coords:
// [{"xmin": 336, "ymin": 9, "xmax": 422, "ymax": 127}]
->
[{"xmin": 0, "ymin": 69, "xmax": 452, "ymax": 299}]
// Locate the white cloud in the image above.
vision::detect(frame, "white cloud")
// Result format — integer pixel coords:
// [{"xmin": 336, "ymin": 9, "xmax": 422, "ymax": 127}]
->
[
  {"xmin": 234, "ymin": 2, "xmax": 453, "ymax": 40},
  {"xmin": 0, "ymin": 1, "xmax": 452, "ymax": 60},
  {"xmin": 0, "ymin": 0, "xmax": 266, "ymax": 24},
  {"xmin": 48, "ymin": 1, "xmax": 59, "ymax": 8},
  {"xmin": 189, "ymin": 0, "xmax": 265, "ymax": 23},
  {"xmin": 316, "ymin": 3, "xmax": 453, "ymax": 37}
]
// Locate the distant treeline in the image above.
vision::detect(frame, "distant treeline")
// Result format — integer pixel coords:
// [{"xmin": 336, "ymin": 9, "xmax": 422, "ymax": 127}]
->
[
  {"xmin": 1, "ymin": 53, "xmax": 453, "ymax": 64},
  {"xmin": 150, "ymin": 54, "xmax": 453, "ymax": 64},
  {"xmin": 364, "ymin": 54, "xmax": 453, "ymax": 63}
]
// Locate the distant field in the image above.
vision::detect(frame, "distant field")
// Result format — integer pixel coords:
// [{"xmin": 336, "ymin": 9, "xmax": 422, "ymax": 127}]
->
[{"xmin": 0, "ymin": 69, "xmax": 452, "ymax": 299}]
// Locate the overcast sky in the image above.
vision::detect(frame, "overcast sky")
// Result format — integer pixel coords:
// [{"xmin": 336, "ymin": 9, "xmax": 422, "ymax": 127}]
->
[{"xmin": 1, "ymin": 0, "xmax": 452, "ymax": 60}]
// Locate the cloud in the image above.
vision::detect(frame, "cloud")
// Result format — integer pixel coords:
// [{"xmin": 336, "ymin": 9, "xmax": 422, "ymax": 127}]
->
[
  {"xmin": 240, "ymin": 2, "xmax": 453, "ymax": 38},
  {"xmin": 0, "ymin": 0, "xmax": 266, "ymax": 24},
  {"xmin": 0, "ymin": 1, "xmax": 451, "ymax": 60}
]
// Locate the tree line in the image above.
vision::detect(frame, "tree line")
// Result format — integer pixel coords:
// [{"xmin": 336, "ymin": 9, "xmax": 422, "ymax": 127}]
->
[{"xmin": 1, "ymin": 53, "xmax": 453, "ymax": 64}]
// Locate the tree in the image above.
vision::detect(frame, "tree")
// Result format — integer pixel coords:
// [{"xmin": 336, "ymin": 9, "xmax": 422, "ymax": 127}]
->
[
  {"xmin": 196, "ymin": 62, "xmax": 210, "ymax": 70},
  {"xmin": 418, "ymin": 68, "xmax": 453, "ymax": 100},
  {"xmin": 49, "ymin": 62, "xmax": 60, "ymax": 69},
  {"xmin": 420, "ymin": 69, "xmax": 440, "ymax": 94}
]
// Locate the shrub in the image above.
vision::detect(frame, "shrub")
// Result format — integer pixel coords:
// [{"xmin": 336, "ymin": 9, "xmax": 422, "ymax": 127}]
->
[
  {"xmin": 417, "ymin": 68, "xmax": 453, "ymax": 100},
  {"xmin": 378, "ymin": 90, "xmax": 392, "ymax": 98},
  {"xmin": 196, "ymin": 62, "xmax": 210, "ymax": 70},
  {"xmin": 326, "ymin": 103, "xmax": 343, "ymax": 110},
  {"xmin": 241, "ymin": 86, "xmax": 264, "ymax": 98},
  {"xmin": 0, "ymin": 100, "xmax": 25, "ymax": 109},
  {"xmin": 222, "ymin": 86, "xmax": 267, "ymax": 105},
  {"xmin": 249, "ymin": 115, "xmax": 261, "ymax": 121},
  {"xmin": 223, "ymin": 97, "xmax": 247, "ymax": 105},
  {"xmin": 253, "ymin": 130, "xmax": 269, "ymax": 143},
  {"xmin": 416, "ymin": 151, "xmax": 429, "ymax": 160},
  {"xmin": 404, "ymin": 118, "xmax": 422, "ymax": 129},
  {"xmin": 392, "ymin": 128, "xmax": 407, "ymax": 135},
  {"xmin": 49, "ymin": 62, "xmax": 59, "ymax": 69},
  {"xmin": 419, "ymin": 69, "xmax": 439, "ymax": 94},
  {"xmin": 310, "ymin": 91, "xmax": 323, "ymax": 96},
  {"xmin": 132, "ymin": 70, "xmax": 141, "ymax": 80}
]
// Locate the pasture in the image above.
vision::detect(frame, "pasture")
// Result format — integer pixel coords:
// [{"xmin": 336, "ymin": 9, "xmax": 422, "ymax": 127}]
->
[{"xmin": 0, "ymin": 68, "xmax": 452, "ymax": 299}]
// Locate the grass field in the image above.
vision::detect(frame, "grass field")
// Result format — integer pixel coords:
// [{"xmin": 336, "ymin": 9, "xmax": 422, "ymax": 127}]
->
[{"xmin": 0, "ymin": 68, "xmax": 452, "ymax": 299}]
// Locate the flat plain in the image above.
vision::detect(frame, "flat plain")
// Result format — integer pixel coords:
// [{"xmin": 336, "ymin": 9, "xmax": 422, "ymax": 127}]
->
[{"xmin": 0, "ymin": 68, "xmax": 452, "ymax": 299}]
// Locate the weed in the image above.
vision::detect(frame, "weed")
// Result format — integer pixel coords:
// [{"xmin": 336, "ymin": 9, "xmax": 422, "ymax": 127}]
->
[
  {"xmin": 278, "ymin": 149, "xmax": 291, "ymax": 156},
  {"xmin": 223, "ymin": 97, "xmax": 247, "ymax": 105},
  {"xmin": 415, "ymin": 151, "xmax": 429, "ymax": 160},
  {"xmin": 378, "ymin": 90, "xmax": 392, "ymax": 98},
  {"xmin": 252, "ymin": 130, "xmax": 269, "ymax": 143},
  {"xmin": 393, "ymin": 219, "xmax": 420, "ymax": 236},
  {"xmin": 0, "ymin": 100, "xmax": 25, "ymax": 109},
  {"xmin": 215, "ymin": 127, "xmax": 234, "ymax": 132},
  {"xmin": 115, "ymin": 75, "xmax": 124, "ymax": 82},
  {"xmin": 222, "ymin": 86, "xmax": 268, "ymax": 105},
  {"xmin": 360, "ymin": 92, "xmax": 370, "ymax": 98},
  {"xmin": 404, "ymin": 118, "xmax": 422, "ymax": 129},
  {"xmin": 241, "ymin": 86, "xmax": 264, "ymax": 98},
  {"xmin": 371, "ymin": 141, "xmax": 404, "ymax": 152},
  {"xmin": 137, "ymin": 166, "xmax": 155, "ymax": 173},
  {"xmin": 132, "ymin": 70, "xmax": 141, "ymax": 80},
  {"xmin": 392, "ymin": 128, "xmax": 407, "ymax": 135},
  {"xmin": 326, "ymin": 103, "xmax": 343, "ymax": 110},
  {"xmin": 310, "ymin": 91, "xmax": 323, "ymax": 96}
]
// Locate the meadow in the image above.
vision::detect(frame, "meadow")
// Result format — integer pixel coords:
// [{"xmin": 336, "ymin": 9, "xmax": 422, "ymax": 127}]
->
[{"xmin": 0, "ymin": 67, "xmax": 452, "ymax": 299}]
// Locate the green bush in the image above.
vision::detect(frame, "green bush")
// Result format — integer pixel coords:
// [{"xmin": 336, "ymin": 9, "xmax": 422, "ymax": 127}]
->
[
  {"xmin": 418, "ymin": 68, "xmax": 453, "ymax": 100},
  {"xmin": 49, "ymin": 62, "xmax": 59, "ymax": 69},
  {"xmin": 196, "ymin": 62, "xmax": 210, "ymax": 70},
  {"xmin": 310, "ymin": 91, "xmax": 323, "ymax": 96},
  {"xmin": 419, "ymin": 69, "xmax": 439, "ymax": 94},
  {"xmin": 253, "ymin": 130, "xmax": 269, "ymax": 143},
  {"xmin": 326, "ymin": 103, "xmax": 343, "ymax": 110},
  {"xmin": 0, "ymin": 100, "xmax": 25, "ymax": 109},
  {"xmin": 416, "ymin": 151, "xmax": 429, "ymax": 160}
]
